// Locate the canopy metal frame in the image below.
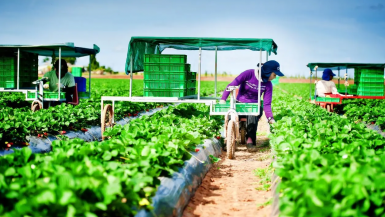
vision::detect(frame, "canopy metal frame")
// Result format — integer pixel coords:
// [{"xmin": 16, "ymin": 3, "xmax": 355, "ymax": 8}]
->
[{"xmin": 103, "ymin": 37, "xmax": 277, "ymax": 124}]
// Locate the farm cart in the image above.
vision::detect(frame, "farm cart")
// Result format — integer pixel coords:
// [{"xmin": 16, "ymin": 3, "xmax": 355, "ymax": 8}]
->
[
  {"xmin": 100, "ymin": 37, "xmax": 278, "ymax": 159},
  {"xmin": 0, "ymin": 43, "xmax": 100, "ymax": 111},
  {"xmin": 307, "ymin": 63, "xmax": 385, "ymax": 112}
]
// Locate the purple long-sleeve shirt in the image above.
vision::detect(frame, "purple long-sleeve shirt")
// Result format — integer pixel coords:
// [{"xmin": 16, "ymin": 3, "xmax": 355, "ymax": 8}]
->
[{"xmin": 221, "ymin": 69, "xmax": 273, "ymax": 118}]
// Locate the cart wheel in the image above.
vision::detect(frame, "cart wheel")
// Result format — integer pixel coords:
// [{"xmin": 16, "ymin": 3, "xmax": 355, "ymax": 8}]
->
[
  {"xmin": 326, "ymin": 104, "xmax": 331, "ymax": 112},
  {"xmin": 31, "ymin": 101, "xmax": 42, "ymax": 112},
  {"xmin": 226, "ymin": 120, "xmax": 236, "ymax": 159},
  {"xmin": 101, "ymin": 104, "xmax": 114, "ymax": 140},
  {"xmin": 240, "ymin": 123, "xmax": 246, "ymax": 145}
]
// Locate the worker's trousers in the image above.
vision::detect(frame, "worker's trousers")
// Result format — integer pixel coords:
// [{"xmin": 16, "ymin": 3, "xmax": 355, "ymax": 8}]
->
[{"xmin": 239, "ymin": 107, "xmax": 263, "ymax": 146}]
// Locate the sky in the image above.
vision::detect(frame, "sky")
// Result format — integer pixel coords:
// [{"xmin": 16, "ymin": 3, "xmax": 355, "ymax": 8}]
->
[{"xmin": 1, "ymin": 0, "xmax": 384, "ymax": 77}]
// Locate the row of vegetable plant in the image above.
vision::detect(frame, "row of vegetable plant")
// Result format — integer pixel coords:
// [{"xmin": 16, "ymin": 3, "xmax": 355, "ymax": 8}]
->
[
  {"xmin": 270, "ymin": 89, "xmax": 385, "ymax": 217},
  {"xmin": 0, "ymin": 79, "xmax": 229, "ymax": 149},
  {"xmin": 0, "ymin": 103, "xmax": 223, "ymax": 217},
  {"xmin": 277, "ymin": 82, "xmax": 385, "ymax": 130}
]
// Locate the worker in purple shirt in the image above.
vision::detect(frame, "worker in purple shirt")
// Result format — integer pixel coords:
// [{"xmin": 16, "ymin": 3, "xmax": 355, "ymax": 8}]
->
[{"xmin": 220, "ymin": 60, "xmax": 284, "ymax": 152}]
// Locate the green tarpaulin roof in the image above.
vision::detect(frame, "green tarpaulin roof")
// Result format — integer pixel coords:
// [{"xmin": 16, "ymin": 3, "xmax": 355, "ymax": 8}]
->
[
  {"xmin": 0, "ymin": 43, "xmax": 100, "ymax": 57},
  {"xmin": 125, "ymin": 37, "xmax": 278, "ymax": 73},
  {"xmin": 307, "ymin": 63, "xmax": 385, "ymax": 71}
]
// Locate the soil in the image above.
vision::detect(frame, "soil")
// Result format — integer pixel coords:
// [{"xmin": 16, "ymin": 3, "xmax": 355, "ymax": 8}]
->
[{"xmin": 182, "ymin": 115, "xmax": 273, "ymax": 217}]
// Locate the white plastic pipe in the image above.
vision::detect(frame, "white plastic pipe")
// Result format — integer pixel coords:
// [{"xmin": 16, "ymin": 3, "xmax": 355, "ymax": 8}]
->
[
  {"xmin": 214, "ymin": 46, "xmax": 217, "ymax": 98},
  {"xmin": 89, "ymin": 55, "xmax": 91, "ymax": 97},
  {"xmin": 198, "ymin": 47, "xmax": 202, "ymax": 100},
  {"xmin": 129, "ymin": 55, "xmax": 133, "ymax": 97},
  {"xmin": 257, "ymin": 48, "xmax": 262, "ymax": 116},
  {"xmin": 17, "ymin": 48, "xmax": 20, "ymax": 90},
  {"xmin": 58, "ymin": 47, "xmax": 61, "ymax": 101}
]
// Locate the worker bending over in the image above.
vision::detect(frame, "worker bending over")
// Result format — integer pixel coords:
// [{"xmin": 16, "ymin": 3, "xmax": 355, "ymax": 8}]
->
[{"xmin": 43, "ymin": 59, "xmax": 75, "ymax": 104}]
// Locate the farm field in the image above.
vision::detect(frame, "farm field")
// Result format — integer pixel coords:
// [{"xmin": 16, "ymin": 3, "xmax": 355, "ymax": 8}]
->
[
  {"xmin": 3, "ymin": 79, "xmax": 385, "ymax": 216},
  {"xmin": 0, "ymin": 79, "xmax": 230, "ymax": 148}
]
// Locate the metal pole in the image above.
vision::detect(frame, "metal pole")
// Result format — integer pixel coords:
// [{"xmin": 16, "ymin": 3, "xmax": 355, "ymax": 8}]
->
[
  {"xmin": 214, "ymin": 46, "xmax": 217, "ymax": 97},
  {"xmin": 89, "ymin": 55, "xmax": 91, "ymax": 97},
  {"xmin": 112, "ymin": 100, "xmax": 115, "ymax": 124},
  {"xmin": 129, "ymin": 55, "xmax": 133, "ymax": 97},
  {"xmin": 58, "ymin": 47, "xmax": 61, "ymax": 101},
  {"xmin": 310, "ymin": 69, "xmax": 312, "ymax": 100},
  {"xmin": 345, "ymin": 67, "xmax": 348, "ymax": 95},
  {"xmin": 17, "ymin": 48, "xmax": 20, "ymax": 90},
  {"xmin": 198, "ymin": 47, "xmax": 202, "ymax": 100},
  {"xmin": 257, "ymin": 48, "xmax": 262, "ymax": 116},
  {"xmin": 338, "ymin": 67, "xmax": 340, "ymax": 89},
  {"xmin": 314, "ymin": 67, "xmax": 318, "ymax": 100},
  {"xmin": 266, "ymin": 51, "xmax": 268, "ymax": 62}
]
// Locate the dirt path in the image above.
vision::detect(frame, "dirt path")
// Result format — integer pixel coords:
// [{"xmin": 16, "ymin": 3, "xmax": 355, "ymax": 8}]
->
[{"xmin": 182, "ymin": 115, "xmax": 272, "ymax": 217}]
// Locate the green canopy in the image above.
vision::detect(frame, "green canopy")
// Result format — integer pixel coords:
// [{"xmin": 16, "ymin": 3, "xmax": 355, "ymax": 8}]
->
[
  {"xmin": 307, "ymin": 63, "xmax": 385, "ymax": 71},
  {"xmin": 125, "ymin": 37, "xmax": 278, "ymax": 73},
  {"xmin": 0, "ymin": 43, "xmax": 100, "ymax": 57}
]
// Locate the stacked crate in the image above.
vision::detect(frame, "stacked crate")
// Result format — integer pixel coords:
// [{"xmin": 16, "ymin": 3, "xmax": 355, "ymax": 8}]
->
[
  {"xmin": 355, "ymin": 68, "xmax": 385, "ymax": 96},
  {"xmin": 143, "ymin": 54, "xmax": 196, "ymax": 97},
  {"xmin": 0, "ymin": 52, "xmax": 38, "ymax": 89}
]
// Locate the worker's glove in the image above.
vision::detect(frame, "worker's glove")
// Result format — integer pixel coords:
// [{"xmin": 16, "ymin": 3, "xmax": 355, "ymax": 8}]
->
[
  {"xmin": 56, "ymin": 83, "xmax": 65, "ymax": 89},
  {"xmin": 268, "ymin": 117, "xmax": 276, "ymax": 124},
  {"xmin": 43, "ymin": 84, "xmax": 49, "ymax": 89},
  {"xmin": 344, "ymin": 81, "xmax": 349, "ymax": 87},
  {"xmin": 219, "ymin": 100, "xmax": 226, "ymax": 104}
]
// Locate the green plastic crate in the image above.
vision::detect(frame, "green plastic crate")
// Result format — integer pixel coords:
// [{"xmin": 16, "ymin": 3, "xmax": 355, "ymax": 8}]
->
[
  {"xmin": 71, "ymin": 67, "xmax": 82, "ymax": 77},
  {"xmin": 5, "ymin": 81, "xmax": 15, "ymax": 88},
  {"xmin": 144, "ymin": 63, "xmax": 190, "ymax": 72},
  {"xmin": 186, "ymin": 88, "xmax": 196, "ymax": 96},
  {"xmin": 0, "ymin": 81, "xmax": 15, "ymax": 88},
  {"xmin": 144, "ymin": 54, "xmax": 187, "ymax": 64},
  {"xmin": 144, "ymin": 71, "xmax": 188, "ymax": 81},
  {"xmin": 144, "ymin": 80, "xmax": 188, "ymax": 89},
  {"xmin": 144, "ymin": 89, "xmax": 186, "ymax": 97},
  {"xmin": 358, "ymin": 91, "xmax": 384, "ymax": 96},
  {"xmin": 357, "ymin": 87, "xmax": 384, "ymax": 92},
  {"xmin": 359, "ymin": 77, "xmax": 384, "ymax": 83},
  {"xmin": 0, "ymin": 57, "xmax": 14, "ymax": 66},
  {"xmin": 0, "ymin": 65, "xmax": 15, "ymax": 74},
  {"xmin": 188, "ymin": 72, "xmax": 196, "ymax": 80},
  {"xmin": 20, "ymin": 81, "xmax": 34, "ymax": 88},
  {"xmin": 360, "ymin": 68, "xmax": 384, "ymax": 75},
  {"xmin": 315, "ymin": 97, "xmax": 340, "ymax": 103},
  {"xmin": 187, "ymin": 79, "xmax": 196, "ymax": 88},
  {"xmin": 0, "ymin": 75, "xmax": 16, "ymax": 82},
  {"xmin": 360, "ymin": 74, "xmax": 384, "ymax": 79},
  {"xmin": 359, "ymin": 83, "xmax": 384, "ymax": 87},
  {"xmin": 214, "ymin": 103, "xmax": 261, "ymax": 113},
  {"xmin": 43, "ymin": 91, "xmax": 66, "ymax": 99}
]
